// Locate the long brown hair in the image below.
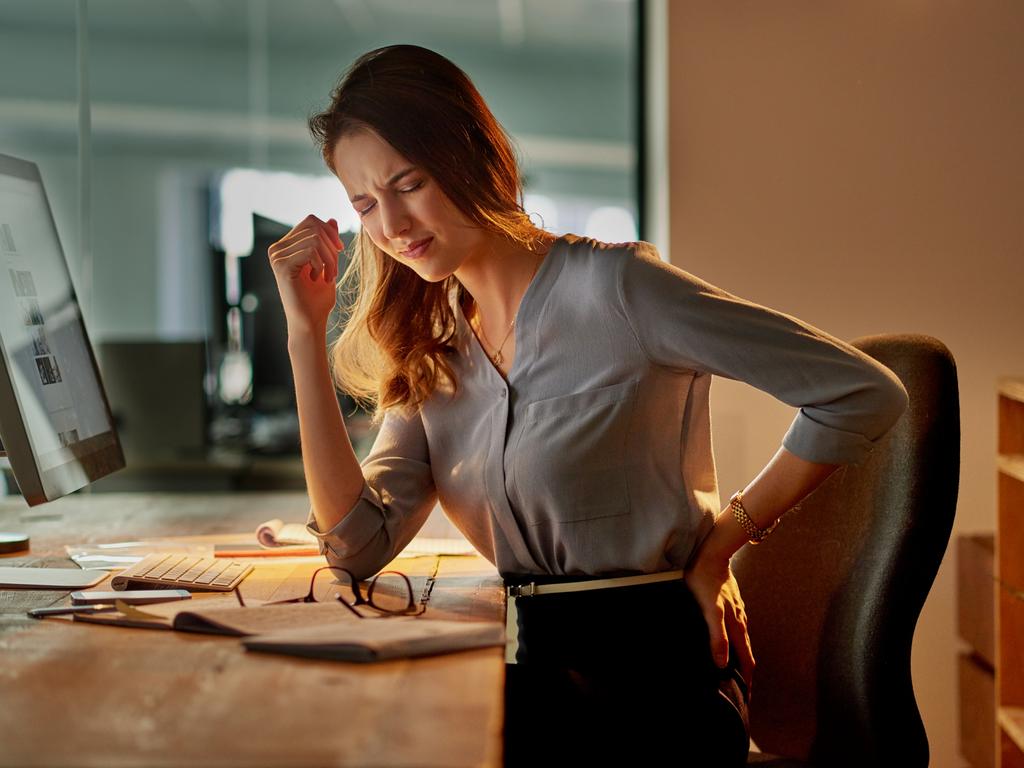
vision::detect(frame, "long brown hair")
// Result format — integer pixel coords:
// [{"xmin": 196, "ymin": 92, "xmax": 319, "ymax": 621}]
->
[{"xmin": 308, "ymin": 44, "xmax": 547, "ymax": 425}]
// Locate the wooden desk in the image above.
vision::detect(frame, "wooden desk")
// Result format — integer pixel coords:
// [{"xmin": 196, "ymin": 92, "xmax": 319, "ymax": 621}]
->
[{"xmin": 0, "ymin": 492, "xmax": 506, "ymax": 767}]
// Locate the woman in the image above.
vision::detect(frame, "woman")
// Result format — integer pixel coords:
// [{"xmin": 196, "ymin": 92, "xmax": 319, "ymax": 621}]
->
[{"xmin": 269, "ymin": 44, "xmax": 909, "ymax": 766}]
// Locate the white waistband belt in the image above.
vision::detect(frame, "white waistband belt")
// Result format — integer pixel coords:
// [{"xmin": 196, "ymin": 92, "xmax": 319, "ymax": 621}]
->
[{"xmin": 505, "ymin": 569, "xmax": 683, "ymax": 598}]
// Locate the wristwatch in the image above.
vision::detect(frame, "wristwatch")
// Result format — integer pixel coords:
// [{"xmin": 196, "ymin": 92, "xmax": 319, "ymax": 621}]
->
[{"xmin": 728, "ymin": 490, "xmax": 779, "ymax": 544}]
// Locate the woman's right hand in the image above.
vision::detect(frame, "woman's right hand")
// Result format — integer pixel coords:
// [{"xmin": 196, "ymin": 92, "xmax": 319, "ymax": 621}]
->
[{"xmin": 267, "ymin": 214, "xmax": 343, "ymax": 334}]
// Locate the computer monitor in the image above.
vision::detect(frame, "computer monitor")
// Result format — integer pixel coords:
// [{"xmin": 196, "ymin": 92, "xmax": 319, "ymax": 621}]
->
[{"xmin": 0, "ymin": 151, "xmax": 125, "ymax": 507}]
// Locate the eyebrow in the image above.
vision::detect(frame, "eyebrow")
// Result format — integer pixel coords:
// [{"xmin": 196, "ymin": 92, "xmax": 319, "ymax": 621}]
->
[{"xmin": 349, "ymin": 166, "xmax": 418, "ymax": 203}]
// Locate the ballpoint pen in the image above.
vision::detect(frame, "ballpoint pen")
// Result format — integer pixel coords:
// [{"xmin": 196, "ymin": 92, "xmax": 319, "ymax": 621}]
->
[{"xmin": 27, "ymin": 604, "xmax": 119, "ymax": 618}]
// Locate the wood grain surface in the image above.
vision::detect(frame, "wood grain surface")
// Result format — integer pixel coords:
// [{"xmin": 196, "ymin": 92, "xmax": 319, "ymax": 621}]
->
[{"xmin": 0, "ymin": 492, "xmax": 505, "ymax": 767}]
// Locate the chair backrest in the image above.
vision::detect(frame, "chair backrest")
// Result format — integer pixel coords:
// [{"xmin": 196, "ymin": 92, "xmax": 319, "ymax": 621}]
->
[{"xmin": 731, "ymin": 333, "xmax": 959, "ymax": 767}]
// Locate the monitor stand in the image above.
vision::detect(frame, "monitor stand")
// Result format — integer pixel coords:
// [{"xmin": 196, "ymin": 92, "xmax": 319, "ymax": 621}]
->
[
  {"xmin": 0, "ymin": 567, "xmax": 106, "ymax": 589},
  {"xmin": 0, "ymin": 453, "xmax": 108, "ymax": 587},
  {"xmin": 1, "ymin": 453, "xmax": 33, "ymax": 555}
]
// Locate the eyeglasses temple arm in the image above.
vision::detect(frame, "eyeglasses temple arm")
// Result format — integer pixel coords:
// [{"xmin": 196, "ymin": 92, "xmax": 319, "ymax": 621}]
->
[{"xmin": 336, "ymin": 596, "xmax": 365, "ymax": 619}]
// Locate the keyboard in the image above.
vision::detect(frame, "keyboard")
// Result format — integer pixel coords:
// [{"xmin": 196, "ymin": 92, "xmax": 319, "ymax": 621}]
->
[{"xmin": 111, "ymin": 552, "xmax": 254, "ymax": 592}]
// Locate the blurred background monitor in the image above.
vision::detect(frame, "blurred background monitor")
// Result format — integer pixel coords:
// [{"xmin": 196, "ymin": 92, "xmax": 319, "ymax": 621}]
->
[
  {"xmin": 244, "ymin": 214, "xmax": 300, "ymax": 415},
  {"xmin": 0, "ymin": 152, "xmax": 124, "ymax": 505},
  {"xmin": 94, "ymin": 340, "xmax": 206, "ymax": 463},
  {"xmin": 207, "ymin": 213, "xmax": 362, "ymax": 456}
]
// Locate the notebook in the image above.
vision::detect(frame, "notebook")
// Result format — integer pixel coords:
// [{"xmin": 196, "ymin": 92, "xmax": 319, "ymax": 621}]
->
[{"xmin": 72, "ymin": 600, "xmax": 504, "ymax": 661}]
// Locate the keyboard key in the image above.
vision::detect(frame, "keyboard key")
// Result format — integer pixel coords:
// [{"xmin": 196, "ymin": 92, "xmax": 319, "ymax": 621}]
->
[
  {"xmin": 193, "ymin": 561, "xmax": 230, "ymax": 585},
  {"xmin": 179, "ymin": 558, "xmax": 218, "ymax": 583},
  {"xmin": 133, "ymin": 553, "xmax": 170, "ymax": 577},
  {"xmin": 162, "ymin": 559, "xmax": 195, "ymax": 581},
  {"xmin": 146, "ymin": 555, "xmax": 188, "ymax": 580},
  {"xmin": 212, "ymin": 564, "xmax": 247, "ymax": 587}
]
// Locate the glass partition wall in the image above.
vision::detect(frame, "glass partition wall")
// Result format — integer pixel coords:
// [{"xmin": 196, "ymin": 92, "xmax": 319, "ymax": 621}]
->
[{"xmin": 0, "ymin": 0, "xmax": 641, "ymax": 487}]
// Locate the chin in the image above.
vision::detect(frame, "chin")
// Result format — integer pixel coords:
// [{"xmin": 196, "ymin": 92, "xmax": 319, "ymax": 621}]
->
[{"xmin": 412, "ymin": 265, "xmax": 454, "ymax": 284}]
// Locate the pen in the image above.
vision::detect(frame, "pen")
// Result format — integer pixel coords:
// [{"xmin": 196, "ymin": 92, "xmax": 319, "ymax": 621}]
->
[
  {"xmin": 214, "ymin": 547, "xmax": 321, "ymax": 558},
  {"xmin": 27, "ymin": 604, "xmax": 119, "ymax": 618}
]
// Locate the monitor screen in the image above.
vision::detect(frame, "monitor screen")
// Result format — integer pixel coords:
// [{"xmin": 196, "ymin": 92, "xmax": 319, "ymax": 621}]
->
[{"xmin": 0, "ymin": 152, "xmax": 124, "ymax": 505}]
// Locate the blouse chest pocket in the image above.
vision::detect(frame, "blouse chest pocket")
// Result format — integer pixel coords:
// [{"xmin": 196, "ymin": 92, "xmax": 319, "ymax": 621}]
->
[{"xmin": 512, "ymin": 378, "xmax": 639, "ymax": 525}]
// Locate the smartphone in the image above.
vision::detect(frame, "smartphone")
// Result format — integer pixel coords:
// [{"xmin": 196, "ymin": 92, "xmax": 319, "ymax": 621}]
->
[{"xmin": 70, "ymin": 589, "xmax": 192, "ymax": 606}]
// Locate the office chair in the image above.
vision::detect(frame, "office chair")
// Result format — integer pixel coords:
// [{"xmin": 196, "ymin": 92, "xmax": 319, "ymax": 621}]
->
[{"xmin": 731, "ymin": 333, "xmax": 960, "ymax": 767}]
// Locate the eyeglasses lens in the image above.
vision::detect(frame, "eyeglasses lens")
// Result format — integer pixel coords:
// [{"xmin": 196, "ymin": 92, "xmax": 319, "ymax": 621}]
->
[
  {"xmin": 369, "ymin": 572, "xmax": 415, "ymax": 613},
  {"xmin": 311, "ymin": 568, "xmax": 359, "ymax": 605}
]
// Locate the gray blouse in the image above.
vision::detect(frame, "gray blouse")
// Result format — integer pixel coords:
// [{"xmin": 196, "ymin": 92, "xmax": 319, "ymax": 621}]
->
[{"xmin": 305, "ymin": 234, "xmax": 909, "ymax": 580}]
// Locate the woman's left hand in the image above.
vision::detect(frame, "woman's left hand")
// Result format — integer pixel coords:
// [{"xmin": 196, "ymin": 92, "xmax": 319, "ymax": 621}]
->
[{"xmin": 683, "ymin": 553, "xmax": 756, "ymax": 693}]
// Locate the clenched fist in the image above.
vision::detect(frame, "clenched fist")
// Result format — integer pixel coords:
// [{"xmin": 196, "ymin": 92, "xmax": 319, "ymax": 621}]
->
[{"xmin": 267, "ymin": 214, "xmax": 344, "ymax": 334}]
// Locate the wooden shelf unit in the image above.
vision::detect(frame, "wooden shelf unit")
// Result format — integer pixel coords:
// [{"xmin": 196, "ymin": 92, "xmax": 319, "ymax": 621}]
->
[{"xmin": 997, "ymin": 379, "xmax": 1024, "ymax": 768}]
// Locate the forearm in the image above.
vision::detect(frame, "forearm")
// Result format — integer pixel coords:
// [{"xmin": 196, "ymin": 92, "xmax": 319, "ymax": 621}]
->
[
  {"xmin": 695, "ymin": 445, "xmax": 841, "ymax": 565},
  {"xmin": 288, "ymin": 324, "xmax": 364, "ymax": 534}
]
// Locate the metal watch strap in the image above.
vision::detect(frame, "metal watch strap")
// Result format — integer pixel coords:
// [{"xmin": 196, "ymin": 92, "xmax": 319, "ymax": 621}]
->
[{"xmin": 729, "ymin": 490, "xmax": 779, "ymax": 544}]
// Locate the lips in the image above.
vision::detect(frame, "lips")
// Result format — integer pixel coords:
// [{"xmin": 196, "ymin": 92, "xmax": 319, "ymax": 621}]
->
[{"xmin": 400, "ymin": 237, "xmax": 433, "ymax": 259}]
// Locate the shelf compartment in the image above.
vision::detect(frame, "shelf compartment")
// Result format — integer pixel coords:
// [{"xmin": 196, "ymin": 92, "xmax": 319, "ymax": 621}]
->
[
  {"xmin": 1000, "ymin": 387, "xmax": 1024, "ymax": 455},
  {"xmin": 999, "ymin": 379, "xmax": 1024, "ymax": 407},
  {"xmin": 998, "ymin": 472, "xmax": 1024, "ymax": 591},
  {"xmin": 1000, "ymin": 455, "xmax": 1024, "ymax": 485},
  {"xmin": 998, "ymin": 584, "xmax": 1024, "ymax": 705},
  {"xmin": 999, "ymin": 707, "xmax": 1024, "ymax": 767}
]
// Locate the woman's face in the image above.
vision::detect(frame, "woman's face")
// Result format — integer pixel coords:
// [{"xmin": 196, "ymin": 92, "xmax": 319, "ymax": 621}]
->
[{"xmin": 333, "ymin": 128, "xmax": 487, "ymax": 282}]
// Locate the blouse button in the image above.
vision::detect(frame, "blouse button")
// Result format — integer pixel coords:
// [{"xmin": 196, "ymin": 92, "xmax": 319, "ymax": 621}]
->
[{"xmin": 499, "ymin": 390, "xmax": 507, "ymax": 398}]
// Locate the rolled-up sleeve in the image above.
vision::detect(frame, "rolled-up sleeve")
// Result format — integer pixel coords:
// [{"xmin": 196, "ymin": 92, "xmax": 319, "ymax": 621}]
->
[
  {"xmin": 305, "ymin": 405, "xmax": 437, "ymax": 580},
  {"xmin": 618, "ymin": 242, "xmax": 909, "ymax": 465}
]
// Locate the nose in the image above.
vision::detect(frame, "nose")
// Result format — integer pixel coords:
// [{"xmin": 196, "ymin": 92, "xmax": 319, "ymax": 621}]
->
[{"xmin": 379, "ymin": 198, "xmax": 411, "ymax": 241}]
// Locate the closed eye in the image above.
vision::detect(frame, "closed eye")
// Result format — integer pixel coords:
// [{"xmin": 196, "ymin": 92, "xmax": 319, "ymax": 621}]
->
[{"xmin": 355, "ymin": 180, "xmax": 423, "ymax": 217}]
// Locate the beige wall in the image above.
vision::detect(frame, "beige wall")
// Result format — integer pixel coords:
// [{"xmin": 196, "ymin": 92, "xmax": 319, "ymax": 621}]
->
[{"xmin": 662, "ymin": 2, "xmax": 1024, "ymax": 765}]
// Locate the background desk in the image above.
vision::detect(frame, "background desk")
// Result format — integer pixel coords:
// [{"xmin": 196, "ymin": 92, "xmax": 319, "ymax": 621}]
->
[{"xmin": 0, "ymin": 492, "xmax": 505, "ymax": 767}]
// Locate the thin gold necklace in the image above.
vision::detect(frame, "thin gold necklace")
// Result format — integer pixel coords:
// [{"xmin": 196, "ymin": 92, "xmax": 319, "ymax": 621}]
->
[
  {"xmin": 471, "ymin": 257, "xmax": 541, "ymax": 368},
  {"xmin": 473, "ymin": 318, "xmax": 514, "ymax": 368}
]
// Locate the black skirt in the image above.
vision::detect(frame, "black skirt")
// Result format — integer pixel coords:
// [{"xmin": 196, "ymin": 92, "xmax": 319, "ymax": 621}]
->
[{"xmin": 503, "ymin": 574, "xmax": 751, "ymax": 767}]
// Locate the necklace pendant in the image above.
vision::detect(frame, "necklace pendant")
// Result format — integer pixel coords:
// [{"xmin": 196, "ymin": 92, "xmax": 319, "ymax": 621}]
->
[{"xmin": 492, "ymin": 351, "xmax": 503, "ymax": 366}]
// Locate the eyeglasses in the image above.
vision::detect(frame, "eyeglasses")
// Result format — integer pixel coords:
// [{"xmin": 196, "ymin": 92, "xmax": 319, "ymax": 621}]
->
[{"xmin": 255, "ymin": 566, "xmax": 431, "ymax": 618}]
